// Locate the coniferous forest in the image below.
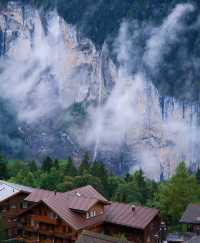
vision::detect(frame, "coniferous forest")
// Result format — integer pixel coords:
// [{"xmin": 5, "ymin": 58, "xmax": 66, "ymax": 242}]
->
[{"xmin": 0, "ymin": 154, "xmax": 200, "ymax": 231}]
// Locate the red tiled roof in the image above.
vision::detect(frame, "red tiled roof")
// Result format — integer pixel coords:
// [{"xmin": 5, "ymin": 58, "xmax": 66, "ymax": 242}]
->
[
  {"xmin": 104, "ymin": 202, "xmax": 159, "ymax": 230},
  {"xmin": 66, "ymin": 185, "xmax": 108, "ymax": 202}
]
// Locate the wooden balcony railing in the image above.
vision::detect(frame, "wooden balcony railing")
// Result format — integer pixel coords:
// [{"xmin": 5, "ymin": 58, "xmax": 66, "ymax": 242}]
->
[
  {"xmin": 17, "ymin": 223, "xmax": 77, "ymax": 240},
  {"xmin": 31, "ymin": 215, "xmax": 57, "ymax": 225}
]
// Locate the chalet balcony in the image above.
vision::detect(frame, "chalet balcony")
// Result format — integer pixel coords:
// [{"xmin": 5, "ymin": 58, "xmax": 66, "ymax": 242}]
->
[
  {"xmin": 18, "ymin": 224, "xmax": 76, "ymax": 240},
  {"xmin": 22, "ymin": 225, "xmax": 39, "ymax": 233},
  {"xmin": 31, "ymin": 215, "xmax": 58, "ymax": 225}
]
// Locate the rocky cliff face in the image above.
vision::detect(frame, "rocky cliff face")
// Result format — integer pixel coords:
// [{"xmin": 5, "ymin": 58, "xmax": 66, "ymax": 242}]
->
[{"xmin": 0, "ymin": 1, "xmax": 200, "ymax": 178}]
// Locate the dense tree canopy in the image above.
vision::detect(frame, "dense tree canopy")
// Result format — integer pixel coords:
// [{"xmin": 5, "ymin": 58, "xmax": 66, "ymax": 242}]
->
[
  {"xmin": 1, "ymin": 152, "xmax": 199, "ymax": 231},
  {"xmin": 155, "ymin": 162, "xmax": 200, "ymax": 227}
]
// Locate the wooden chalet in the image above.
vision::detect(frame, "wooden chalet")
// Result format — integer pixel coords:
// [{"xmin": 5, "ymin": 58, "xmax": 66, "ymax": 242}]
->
[
  {"xmin": 0, "ymin": 181, "xmax": 161, "ymax": 243},
  {"xmin": 0, "ymin": 180, "xmax": 35, "ymax": 238},
  {"xmin": 180, "ymin": 204, "xmax": 200, "ymax": 235},
  {"xmin": 104, "ymin": 202, "xmax": 160, "ymax": 243}
]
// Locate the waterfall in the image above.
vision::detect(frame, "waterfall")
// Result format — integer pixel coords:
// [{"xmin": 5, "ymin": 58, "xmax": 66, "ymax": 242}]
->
[{"xmin": 93, "ymin": 50, "xmax": 104, "ymax": 161}]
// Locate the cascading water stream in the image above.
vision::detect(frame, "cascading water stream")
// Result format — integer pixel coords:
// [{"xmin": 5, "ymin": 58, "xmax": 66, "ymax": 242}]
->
[{"xmin": 93, "ymin": 49, "xmax": 104, "ymax": 161}]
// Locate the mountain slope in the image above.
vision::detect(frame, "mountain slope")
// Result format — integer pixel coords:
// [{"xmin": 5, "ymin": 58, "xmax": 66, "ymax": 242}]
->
[{"xmin": 0, "ymin": 1, "xmax": 200, "ymax": 177}]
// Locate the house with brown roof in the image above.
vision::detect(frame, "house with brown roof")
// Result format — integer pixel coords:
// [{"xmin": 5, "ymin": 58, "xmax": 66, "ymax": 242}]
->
[
  {"xmin": 104, "ymin": 202, "xmax": 160, "ymax": 243},
  {"xmin": 180, "ymin": 204, "xmax": 200, "ymax": 235},
  {"xmin": 14, "ymin": 184, "xmax": 161, "ymax": 243},
  {"xmin": 0, "ymin": 180, "xmax": 36, "ymax": 238}
]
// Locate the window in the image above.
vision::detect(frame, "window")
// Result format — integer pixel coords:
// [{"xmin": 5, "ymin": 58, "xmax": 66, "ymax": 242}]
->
[
  {"xmin": 22, "ymin": 202, "xmax": 28, "ymax": 209},
  {"xmin": 90, "ymin": 211, "xmax": 96, "ymax": 218},
  {"xmin": 49, "ymin": 212, "xmax": 57, "ymax": 219},
  {"xmin": 2, "ymin": 208, "xmax": 7, "ymax": 213},
  {"xmin": 11, "ymin": 204, "xmax": 16, "ymax": 209}
]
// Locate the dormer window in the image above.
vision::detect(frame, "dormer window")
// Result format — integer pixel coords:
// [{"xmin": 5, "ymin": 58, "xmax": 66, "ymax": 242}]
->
[{"xmin": 89, "ymin": 210, "xmax": 96, "ymax": 218}]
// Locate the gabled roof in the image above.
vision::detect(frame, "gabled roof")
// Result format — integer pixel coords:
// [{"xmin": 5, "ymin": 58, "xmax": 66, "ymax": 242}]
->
[
  {"xmin": 24, "ymin": 189, "xmax": 58, "ymax": 203},
  {"xmin": 76, "ymin": 231, "xmax": 132, "ymax": 243},
  {"xmin": 17, "ymin": 184, "xmax": 159, "ymax": 231},
  {"xmin": 25, "ymin": 185, "xmax": 108, "ymax": 205},
  {"xmin": 0, "ymin": 180, "xmax": 35, "ymax": 193},
  {"xmin": 180, "ymin": 204, "xmax": 200, "ymax": 224},
  {"xmin": 104, "ymin": 202, "xmax": 159, "ymax": 230},
  {"xmin": 43, "ymin": 193, "xmax": 105, "ymax": 230},
  {"xmin": 68, "ymin": 196, "xmax": 100, "ymax": 212},
  {"xmin": 0, "ymin": 180, "xmax": 35, "ymax": 203},
  {"xmin": 65, "ymin": 185, "xmax": 108, "ymax": 203},
  {"xmin": 18, "ymin": 193, "xmax": 106, "ymax": 231}
]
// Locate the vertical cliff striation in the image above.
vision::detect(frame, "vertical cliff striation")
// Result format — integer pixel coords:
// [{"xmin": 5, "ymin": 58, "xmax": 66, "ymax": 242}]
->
[{"xmin": 0, "ymin": 1, "xmax": 200, "ymax": 178}]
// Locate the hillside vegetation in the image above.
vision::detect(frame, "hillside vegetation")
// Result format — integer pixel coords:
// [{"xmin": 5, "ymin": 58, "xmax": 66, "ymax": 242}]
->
[{"xmin": 0, "ymin": 154, "xmax": 200, "ymax": 231}]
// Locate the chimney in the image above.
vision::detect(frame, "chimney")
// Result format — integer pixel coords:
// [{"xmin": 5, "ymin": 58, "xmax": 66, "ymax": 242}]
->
[{"xmin": 131, "ymin": 205, "xmax": 136, "ymax": 212}]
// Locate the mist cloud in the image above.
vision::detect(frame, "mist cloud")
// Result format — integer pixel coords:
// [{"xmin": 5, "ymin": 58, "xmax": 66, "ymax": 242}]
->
[
  {"xmin": 0, "ymin": 2, "xmax": 200, "ymax": 178},
  {"xmin": 85, "ymin": 3, "xmax": 200, "ymax": 179}
]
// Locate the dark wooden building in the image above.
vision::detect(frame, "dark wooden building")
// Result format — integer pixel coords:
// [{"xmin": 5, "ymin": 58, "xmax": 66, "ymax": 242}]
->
[
  {"xmin": 0, "ymin": 182, "xmax": 161, "ymax": 243},
  {"xmin": 0, "ymin": 180, "xmax": 35, "ymax": 238},
  {"xmin": 17, "ymin": 187, "xmax": 109, "ymax": 243},
  {"xmin": 104, "ymin": 203, "xmax": 160, "ymax": 243},
  {"xmin": 180, "ymin": 204, "xmax": 200, "ymax": 235}
]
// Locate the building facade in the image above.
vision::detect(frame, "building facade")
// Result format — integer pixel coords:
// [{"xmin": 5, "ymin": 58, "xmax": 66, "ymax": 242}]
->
[
  {"xmin": 0, "ymin": 181, "xmax": 35, "ymax": 238},
  {"xmin": 0, "ymin": 181, "xmax": 161, "ymax": 243}
]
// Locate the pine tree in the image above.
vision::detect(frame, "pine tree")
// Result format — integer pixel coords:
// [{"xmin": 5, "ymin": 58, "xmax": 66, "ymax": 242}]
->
[
  {"xmin": 29, "ymin": 160, "xmax": 38, "ymax": 172},
  {"xmin": 0, "ymin": 155, "xmax": 8, "ymax": 180},
  {"xmin": 196, "ymin": 167, "xmax": 200, "ymax": 184},
  {"xmin": 155, "ymin": 162, "xmax": 200, "ymax": 225},
  {"xmin": 41, "ymin": 156, "xmax": 54, "ymax": 172},
  {"xmin": 64, "ymin": 157, "xmax": 77, "ymax": 176},
  {"xmin": 79, "ymin": 152, "xmax": 90, "ymax": 175}
]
